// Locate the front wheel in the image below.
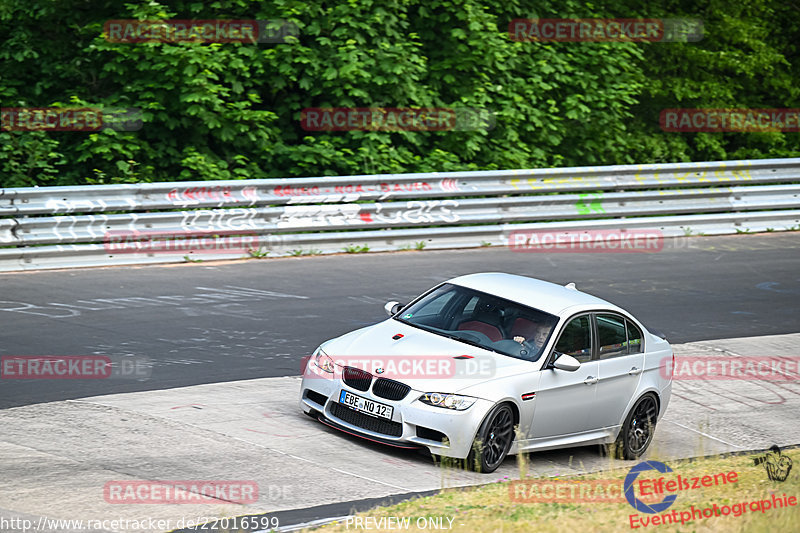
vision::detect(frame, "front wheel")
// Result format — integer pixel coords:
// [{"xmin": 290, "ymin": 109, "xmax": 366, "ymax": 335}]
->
[
  {"xmin": 614, "ymin": 394, "xmax": 658, "ymax": 460},
  {"xmin": 467, "ymin": 403, "xmax": 515, "ymax": 473}
]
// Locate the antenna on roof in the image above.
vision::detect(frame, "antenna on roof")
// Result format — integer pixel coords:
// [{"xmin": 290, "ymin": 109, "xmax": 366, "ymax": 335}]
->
[{"xmin": 565, "ymin": 282, "xmax": 577, "ymax": 290}]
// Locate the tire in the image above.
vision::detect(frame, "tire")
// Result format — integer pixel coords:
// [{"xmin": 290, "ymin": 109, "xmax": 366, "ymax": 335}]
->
[
  {"xmin": 614, "ymin": 393, "xmax": 658, "ymax": 460},
  {"xmin": 467, "ymin": 403, "xmax": 515, "ymax": 473}
]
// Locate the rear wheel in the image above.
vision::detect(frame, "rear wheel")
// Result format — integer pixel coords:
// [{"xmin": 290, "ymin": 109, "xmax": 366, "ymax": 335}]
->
[
  {"xmin": 614, "ymin": 394, "xmax": 658, "ymax": 459},
  {"xmin": 467, "ymin": 403, "xmax": 515, "ymax": 473}
]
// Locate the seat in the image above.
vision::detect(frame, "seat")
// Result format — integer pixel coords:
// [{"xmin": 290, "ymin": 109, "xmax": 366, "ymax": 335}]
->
[
  {"xmin": 509, "ymin": 317, "xmax": 541, "ymax": 339},
  {"xmin": 457, "ymin": 320, "xmax": 503, "ymax": 342},
  {"xmin": 457, "ymin": 302, "xmax": 505, "ymax": 342}
]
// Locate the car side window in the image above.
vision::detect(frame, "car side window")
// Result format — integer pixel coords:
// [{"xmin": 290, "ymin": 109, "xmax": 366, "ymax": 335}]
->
[
  {"xmin": 554, "ymin": 315, "xmax": 592, "ymax": 363},
  {"xmin": 626, "ymin": 320, "xmax": 643, "ymax": 353},
  {"xmin": 462, "ymin": 296, "xmax": 479, "ymax": 316},
  {"xmin": 597, "ymin": 314, "xmax": 628, "ymax": 359}
]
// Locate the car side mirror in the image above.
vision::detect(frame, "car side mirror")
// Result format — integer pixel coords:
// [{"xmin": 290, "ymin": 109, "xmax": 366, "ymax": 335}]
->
[
  {"xmin": 384, "ymin": 301, "xmax": 402, "ymax": 316},
  {"xmin": 552, "ymin": 353, "xmax": 581, "ymax": 372}
]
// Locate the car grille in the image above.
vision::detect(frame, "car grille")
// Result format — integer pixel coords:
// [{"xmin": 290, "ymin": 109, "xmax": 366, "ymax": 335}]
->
[
  {"xmin": 342, "ymin": 366, "xmax": 372, "ymax": 391},
  {"xmin": 330, "ymin": 403, "xmax": 403, "ymax": 437},
  {"xmin": 372, "ymin": 378, "xmax": 411, "ymax": 401}
]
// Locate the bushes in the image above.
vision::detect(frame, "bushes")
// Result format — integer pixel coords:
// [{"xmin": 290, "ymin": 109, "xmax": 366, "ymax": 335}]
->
[{"xmin": 1, "ymin": 0, "xmax": 797, "ymax": 187}]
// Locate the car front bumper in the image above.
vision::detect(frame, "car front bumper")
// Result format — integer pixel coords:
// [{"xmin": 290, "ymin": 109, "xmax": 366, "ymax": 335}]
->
[{"xmin": 299, "ymin": 364, "xmax": 493, "ymax": 459}]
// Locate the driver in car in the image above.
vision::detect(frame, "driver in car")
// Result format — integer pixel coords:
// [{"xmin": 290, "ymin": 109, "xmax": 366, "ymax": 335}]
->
[{"xmin": 513, "ymin": 323, "xmax": 549, "ymax": 350}]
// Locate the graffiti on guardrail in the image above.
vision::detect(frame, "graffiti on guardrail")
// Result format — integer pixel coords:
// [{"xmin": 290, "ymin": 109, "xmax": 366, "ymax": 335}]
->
[
  {"xmin": 371, "ymin": 200, "xmax": 460, "ymax": 224},
  {"xmin": 166, "ymin": 186, "xmax": 259, "ymax": 206},
  {"xmin": 42, "ymin": 198, "xmax": 118, "ymax": 214},
  {"xmin": 179, "ymin": 208, "xmax": 260, "ymax": 230},
  {"xmin": 576, "ymin": 193, "xmax": 605, "ymax": 215},
  {"xmin": 276, "ymin": 200, "xmax": 460, "ymax": 228},
  {"xmin": 272, "ymin": 180, "xmax": 440, "ymax": 201},
  {"xmin": 509, "ymin": 168, "xmax": 754, "ymax": 191}
]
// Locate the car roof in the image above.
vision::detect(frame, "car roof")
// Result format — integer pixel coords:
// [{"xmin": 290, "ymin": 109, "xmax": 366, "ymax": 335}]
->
[{"xmin": 446, "ymin": 272, "xmax": 613, "ymax": 316}]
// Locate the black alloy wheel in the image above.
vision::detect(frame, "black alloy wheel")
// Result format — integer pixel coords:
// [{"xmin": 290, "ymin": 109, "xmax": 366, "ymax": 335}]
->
[{"xmin": 468, "ymin": 403, "xmax": 515, "ymax": 473}]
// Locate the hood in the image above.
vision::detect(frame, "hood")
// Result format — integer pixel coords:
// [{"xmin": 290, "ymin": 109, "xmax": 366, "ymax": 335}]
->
[{"xmin": 320, "ymin": 318, "xmax": 536, "ymax": 395}]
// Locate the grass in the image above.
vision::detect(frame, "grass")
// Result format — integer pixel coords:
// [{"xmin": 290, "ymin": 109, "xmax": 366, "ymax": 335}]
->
[
  {"xmin": 247, "ymin": 247, "xmax": 269, "ymax": 258},
  {"xmin": 306, "ymin": 449, "xmax": 799, "ymax": 533},
  {"xmin": 343, "ymin": 244, "xmax": 370, "ymax": 253},
  {"xmin": 288, "ymin": 248, "xmax": 322, "ymax": 256},
  {"xmin": 397, "ymin": 241, "xmax": 428, "ymax": 251}
]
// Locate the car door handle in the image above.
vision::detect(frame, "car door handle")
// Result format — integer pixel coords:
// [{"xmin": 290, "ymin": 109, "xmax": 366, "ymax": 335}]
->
[
  {"xmin": 583, "ymin": 376, "xmax": 598, "ymax": 385},
  {"xmin": 628, "ymin": 367, "xmax": 642, "ymax": 375}
]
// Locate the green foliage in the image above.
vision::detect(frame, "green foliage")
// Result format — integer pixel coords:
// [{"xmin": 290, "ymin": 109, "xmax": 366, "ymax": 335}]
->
[
  {"xmin": 343, "ymin": 244, "xmax": 370, "ymax": 253},
  {"xmin": 0, "ymin": 131, "xmax": 66, "ymax": 187},
  {"xmin": 1, "ymin": 0, "xmax": 798, "ymax": 188},
  {"xmin": 247, "ymin": 247, "xmax": 269, "ymax": 258}
]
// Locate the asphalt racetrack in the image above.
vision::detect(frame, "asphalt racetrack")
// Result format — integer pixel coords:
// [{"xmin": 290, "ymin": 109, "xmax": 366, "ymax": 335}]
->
[
  {"xmin": 1, "ymin": 232, "xmax": 799, "ymax": 532},
  {"xmin": 1, "ymin": 232, "xmax": 799, "ymax": 409}
]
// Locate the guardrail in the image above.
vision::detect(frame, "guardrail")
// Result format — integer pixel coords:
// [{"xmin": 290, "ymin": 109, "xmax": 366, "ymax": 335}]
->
[{"xmin": 1, "ymin": 158, "xmax": 799, "ymax": 271}]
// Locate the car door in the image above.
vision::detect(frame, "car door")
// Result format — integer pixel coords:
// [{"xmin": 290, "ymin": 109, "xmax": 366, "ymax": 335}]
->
[
  {"xmin": 528, "ymin": 314, "xmax": 599, "ymax": 439},
  {"xmin": 593, "ymin": 313, "xmax": 645, "ymax": 430}
]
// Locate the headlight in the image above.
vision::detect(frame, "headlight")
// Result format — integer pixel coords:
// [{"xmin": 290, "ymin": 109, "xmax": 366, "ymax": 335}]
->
[
  {"xmin": 313, "ymin": 347, "xmax": 334, "ymax": 373},
  {"xmin": 419, "ymin": 392, "xmax": 477, "ymax": 411}
]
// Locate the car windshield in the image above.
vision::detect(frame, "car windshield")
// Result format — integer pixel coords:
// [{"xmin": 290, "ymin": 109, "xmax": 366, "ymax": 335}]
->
[{"xmin": 394, "ymin": 283, "xmax": 559, "ymax": 361}]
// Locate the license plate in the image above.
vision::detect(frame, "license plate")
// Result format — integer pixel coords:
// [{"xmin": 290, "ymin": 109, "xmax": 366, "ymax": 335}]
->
[{"xmin": 339, "ymin": 390, "xmax": 394, "ymax": 420}]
